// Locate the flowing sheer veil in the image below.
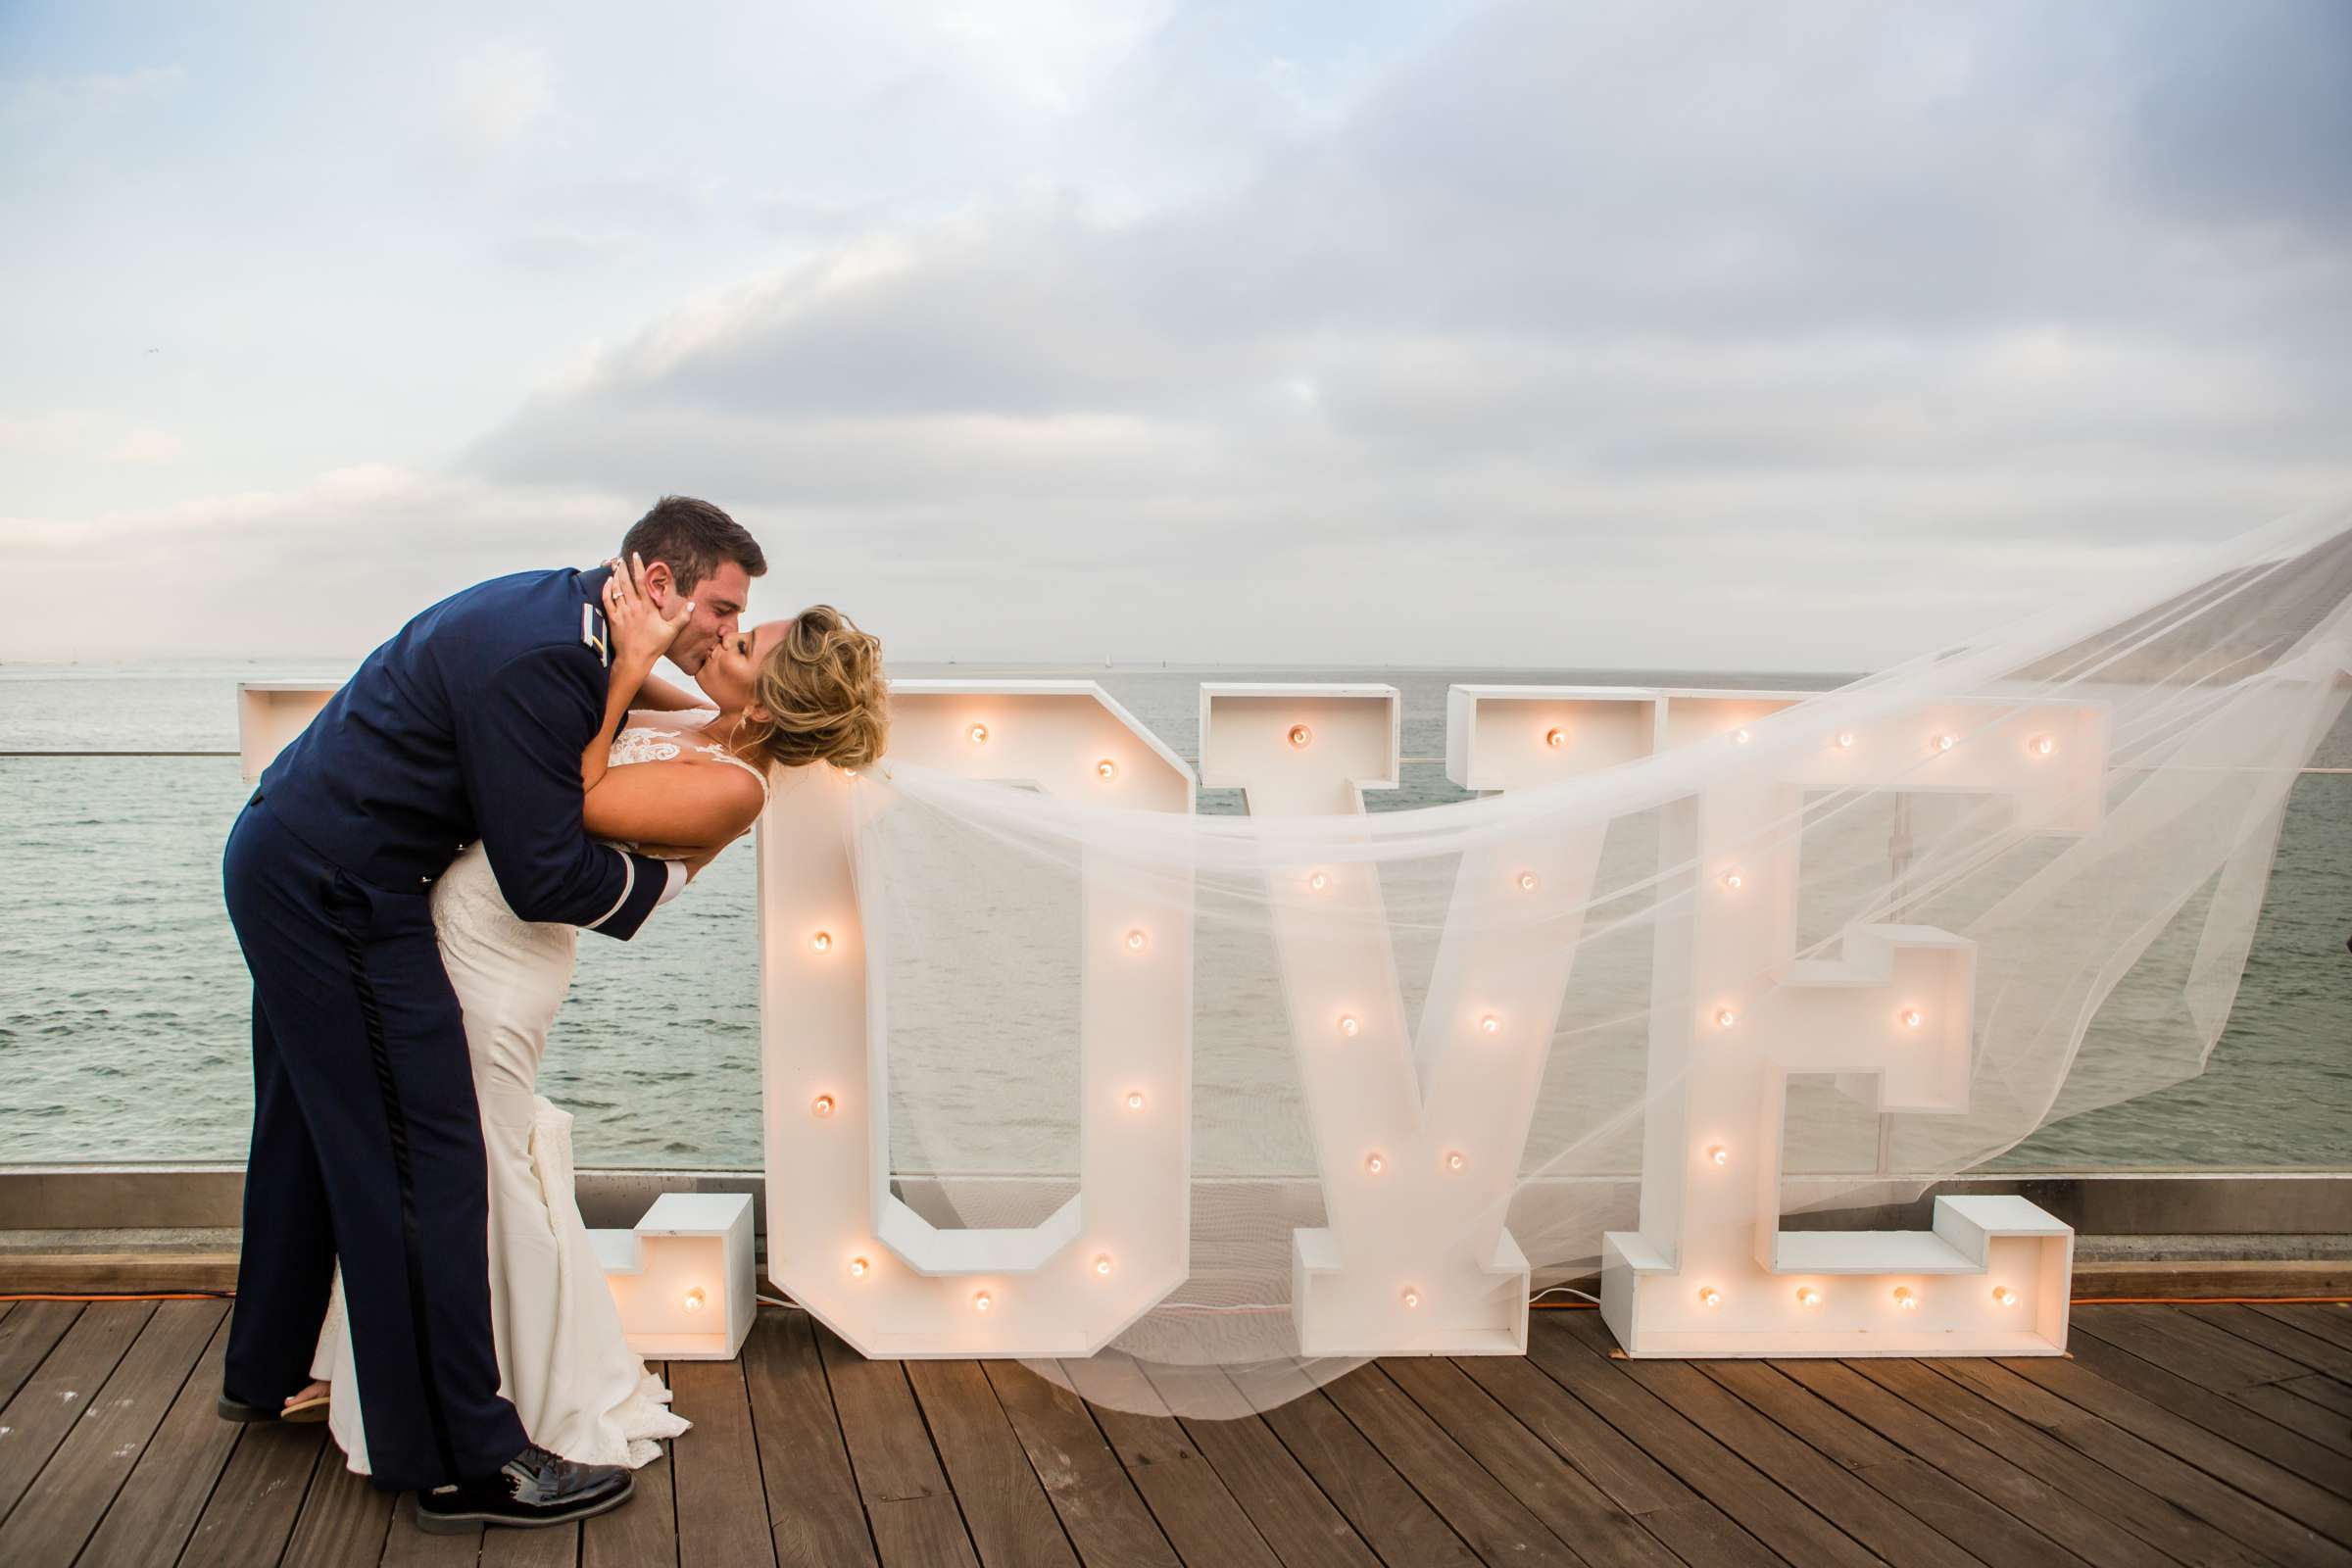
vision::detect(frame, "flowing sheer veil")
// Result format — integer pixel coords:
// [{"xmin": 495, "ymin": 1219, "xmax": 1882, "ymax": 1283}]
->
[{"xmin": 832, "ymin": 509, "xmax": 2352, "ymax": 1416}]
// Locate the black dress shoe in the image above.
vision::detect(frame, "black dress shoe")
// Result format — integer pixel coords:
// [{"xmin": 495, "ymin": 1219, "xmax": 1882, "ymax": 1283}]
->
[
  {"xmin": 218, "ymin": 1394, "xmax": 280, "ymax": 1422},
  {"xmin": 414, "ymin": 1443, "xmax": 634, "ymax": 1533}
]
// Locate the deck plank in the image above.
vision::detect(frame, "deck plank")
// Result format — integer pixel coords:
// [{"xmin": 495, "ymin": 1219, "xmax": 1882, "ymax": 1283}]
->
[
  {"xmin": 172, "ymin": 1416, "xmax": 324, "ymax": 1568},
  {"xmin": 477, "ymin": 1514, "xmax": 579, "ymax": 1567},
  {"xmin": 1319, "ymin": 1362, "xmax": 1582, "ymax": 1567},
  {"xmin": 1846, "ymin": 1356, "xmax": 2257, "ymax": 1566},
  {"xmin": 1694, "ymin": 1358, "xmax": 2086, "ymax": 1568},
  {"xmin": 1068, "ymin": 1358, "xmax": 1283, "ymax": 1568},
  {"xmin": 2254, "ymin": 1304, "xmax": 2352, "ymax": 1355},
  {"xmin": 1161, "ymin": 1392, "xmax": 1379, "ymax": 1568},
  {"xmin": 0, "ymin": 1298, "xmax": 156, "ymax": 1524},
  {"xmin": 0, "ymin": 1301, "xmax": 225, "ymax": 1567},
  {"xmin": 281, "ymin": 1439, "xmax": 394, "ymax": 1568},
  {"xmin": 2073, "ymin": 1306, "xmax": 2352, "ymax": 1459},
  {"xmin": 980, "ymin": 1361, "xmax": 1179, "ymax": 1568},
  {"xmin": 741, "ymin": 1311, "xmax": 875, "ymax": 1568},
  {"xmin": 74, "ymin": 1310, "xmax": 246, "ymax": 1568},
  {"xmin": 817, "ymin": 1324, "xmax": 982, "ymax": 1568},
  {"xmin": 1572, "ymin": 1318, "xmax": 1989, "ymax": 1568},
  {"xmin": 1528, "ymin": 1313, "xmax": 1883, "ymax": 1568},
  {"xmin": 379, "ymin": 1491, "xmax": 483, "ymax": 1566},
  {"xmin": 1991, "ymin": 1349, "xmax": 2352, "ymax": 1547},
  {"xmin": 2188, "ymin": 1305, "xmax": 2352, "ymax": 1384},
  {"xmin": 906, "ymin": 1359, "xmax": 1081, "ymax": 1568},
  {"xmin": 1772, "ymin": 1357, "xmax": 2154, "ymax": 1568},
  {"xmin": 584, "ymin": 1446, "xmax": 675, "ymax": 1568},
  {"xmin": 2057, "ymin": 1315, "xmax": 2351, "ymax": 1494},
  {"xmin": 1254, "ymin": 1377, "xmax": 1485, "ymax": 1568},
  {"xmin": 1455, "ymin": 1346, "xmax": 1780, "ymax": 1568},
  {"xmin": 1930, "ymin": 1357, "xmax": 2349, "ymax": 1568},
  {"xmin": 0, "ymin": 1300, "xmax": 83, "ymax": 1406},
  {"xmin": 670, "ymin": 1353, "xmax": 778, "ymax": 1568},
  {"xmin": 1382, "ymin": 1354, "xmax": 1684, "ymax": 1568},
  {"xmin": 2076, "ymin": 1306, "xmax": 2304, "ymax": 1389},
  {"xmin": 2283, "ymin": 1374, "xmax": 2352, "ymax": 1418},
  {"xmin": 8, "ymin": 1298, "xmax": 2351, "ymax": 1568}
]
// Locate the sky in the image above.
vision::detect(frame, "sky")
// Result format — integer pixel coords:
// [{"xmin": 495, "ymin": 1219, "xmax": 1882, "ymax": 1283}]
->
[{"xmin": 5, "ymin": 0, "xmax": 2348, "ymax": 669}]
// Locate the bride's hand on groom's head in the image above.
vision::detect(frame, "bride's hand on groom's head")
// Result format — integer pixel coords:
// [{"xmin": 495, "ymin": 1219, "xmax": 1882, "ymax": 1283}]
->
[{"xmin": 603, "ymin": 552, "xmax": 693, "ymax": 670}]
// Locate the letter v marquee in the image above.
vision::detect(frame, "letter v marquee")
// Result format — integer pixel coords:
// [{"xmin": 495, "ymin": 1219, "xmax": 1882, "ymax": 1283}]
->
[
  {"xmin": 1601, "ymin": 690, "xmax": 2099, "ymax": 1356},
  {"xmin": 759, "ymin": 682, "xmax": 1196, "ymax": 1357},
  {"xmin": 1200, "ymin": 682, "xmax": 1640, "ymax": 1355}
]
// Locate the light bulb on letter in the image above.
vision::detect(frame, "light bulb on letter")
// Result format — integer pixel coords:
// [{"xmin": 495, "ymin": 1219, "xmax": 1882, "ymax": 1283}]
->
[
  {"xmin": 1288, "ymin": 724, "xmax": 1313, "ymax": 749},
  {"xmin": 1697, "ymin": 1287, "xmax": 1722, "ymax": 1309},
  {"xmin": 1125, "ymin": 929, "xmax": 1147, "ymax": 953},
  {"xmin": 968, "ymin": 722, "xmax": 989, "ymax": 746},
  {"xmin": 810, "ymin": 930, "xmax": 833, "ymax": 954},
  {"xmin": 1124, "ymin": 1091, "xmax": 1145, "ymax": 1111},
  {"xmin": 1893, "ymin": 1287, "xmax": 1919, "ymax": 1311},
  {"xmin": 1364, "ymin": 1152, "xmax": 1386, "ymax": 1175},
  {"xmin": 973, "ymin": 1291, "xmax": 993, "ymax": 1312},
  {"xmin": 848, "ymin": 1256, "xmax": 869, "ymax": 1279},
  {"xmin": 1796, "ymin": 1286, "xmax": 1823, "ymax": 1309},
  {"xmin": 1093, "ymin": 1254, "xmax": 1113, "ymax": 1278},
  {"xmin": 1445, "ymin": 1151, "xmax": 1465, "ymax": 1171},
  {"xmin": 1337, "ymin": 1014, "xmax": 1360, "ymax": 1039},
  {"xmin": 1097, "ymin": 759, "xmax": 1118, "ymax": 781},
  {"xmin": 1401, "ymin": 1288, "xmax": 1421, "ymax": 1309},
  {"xmin": 1836, "ymin": 731, "xmax": 1856, "ymax": 750},
  {"xmin": 1478, "ymin": 1013, "xmax": 1500, "ymax": 1036},
  {"xmin": 1722, "ymin": 869, "xmax": 1743, "ymax": 892},
  {"xmin": 1900, "ymin": 1008, "xmax": 1924, "ymax": 1029},
  {"xmin": 1544, "ymin": 726, "xmax": 1566, "ymax": 750},
  {"xmin": 1715, "ymin": 1008, "xmax": 1738, "ymax": 1030},
  {"xmin": 1707, "ymin": 1145, "xmax": 1729, "ymax": 1167},
  {"xmin": 1308, "ymin": 870, "xmax": 1330, "ymax": 893},
  {"xmin": 1935, "ymin": 732, "xmax": 1957, "ymax": 753},
  {"xmin": 810, "ymin": 1094, "xmax": 836, "ymax": 1118},
  {"xmin": 2031, "ymin": 735, "xmax": 2055, "ymax": 757},
  {"xmin": 682, "ymin": 1288, "xmax": 706, "ymax": 1314},
  {"xmin": 1991, "ymin": 1286, "xmax": 2019, "ymax": 1307},
  {"xmin": 1733, "ymin": 727, "xmax": 1752, "ymax": 746},
  {"xmin": 1517, "ymin": 871, "xmax": 1538, "ymax": 892}
]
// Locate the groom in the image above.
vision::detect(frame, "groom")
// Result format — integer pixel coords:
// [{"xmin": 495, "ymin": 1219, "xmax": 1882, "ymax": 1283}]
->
[{"xmin": 219, "ymin": 496, "xmax": 764, "ymax": 1531}]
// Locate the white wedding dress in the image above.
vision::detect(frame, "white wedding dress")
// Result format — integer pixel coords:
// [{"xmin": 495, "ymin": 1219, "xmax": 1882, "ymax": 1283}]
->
[{"xmin": 311, "ymin": 713, "xmax": 768, "ymax": 1475}]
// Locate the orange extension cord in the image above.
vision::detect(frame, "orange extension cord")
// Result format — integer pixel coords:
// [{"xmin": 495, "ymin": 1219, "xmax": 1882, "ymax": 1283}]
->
[{"xmin": 6, "ymin": 1291, "xmax": 2348, "ymax": 1306}]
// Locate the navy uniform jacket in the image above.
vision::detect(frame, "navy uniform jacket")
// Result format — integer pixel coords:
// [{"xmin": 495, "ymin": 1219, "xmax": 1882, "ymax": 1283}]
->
[{"xmin": 258, "ymin": 564, "xmax": 669, "ymax": 940}]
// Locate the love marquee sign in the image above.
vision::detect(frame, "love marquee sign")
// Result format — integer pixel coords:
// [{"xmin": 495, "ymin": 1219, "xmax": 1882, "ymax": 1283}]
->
[{"xmin": 755, "ymin": 681, "xmax": 2092, "ymax": 1363}]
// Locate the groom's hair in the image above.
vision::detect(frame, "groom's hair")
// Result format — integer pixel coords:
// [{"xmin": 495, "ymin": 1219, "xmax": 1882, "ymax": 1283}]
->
[{"xmin": 620, "ymin": 496, "xmax": 767, "ymax": 593}]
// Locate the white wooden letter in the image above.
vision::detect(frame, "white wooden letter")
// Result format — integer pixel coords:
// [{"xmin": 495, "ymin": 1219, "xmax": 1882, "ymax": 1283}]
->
[
  {"xmin": 1601, "ymin": 692, "xmax": 2101, "ymax": 1355},
  {"xmin": 760, "ymin": 682, "xmax": 1196, "ymax": 1356}
]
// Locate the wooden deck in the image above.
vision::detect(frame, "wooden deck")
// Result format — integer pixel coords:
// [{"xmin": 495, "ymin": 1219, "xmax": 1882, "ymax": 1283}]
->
[{"xmin": 1, "ymin": 1299, "xmax": 2348, "ymax": 1567}]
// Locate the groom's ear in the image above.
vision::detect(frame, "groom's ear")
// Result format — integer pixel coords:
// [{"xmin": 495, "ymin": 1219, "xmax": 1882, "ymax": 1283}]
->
[{"xmin": 640, "ymin": 559, "xmax": 676, "ymax": 606}]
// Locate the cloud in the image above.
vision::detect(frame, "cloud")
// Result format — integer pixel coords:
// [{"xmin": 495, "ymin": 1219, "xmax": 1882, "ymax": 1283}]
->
[
  {"xmin": 11, "ymin": 466, "xmax": 635, "ymax": 658},
  {"xmin": 0, "ymin": 412, "xmax": 98, "ymax": 457},
  {"xmin": 10, "ymin": 1, "xmax": 2349, "ymax": 669},
  {"xmin": 443, "ymin": 0, "xmax": 2348, "ymax": 672},
  {"xmin": 442, "ymin": 41, "xmax": 557, "ymax": 150},
  {"xmin": 934, "ymin": 0, "xmax": 1174, "ymax": 113},
  {"xmin": 0, "ymin": 64, "xmax": 185, "ymax": 124},
  {"xmin": 105, "ymin": 428, "xmax": 188, "ymax": 465}
]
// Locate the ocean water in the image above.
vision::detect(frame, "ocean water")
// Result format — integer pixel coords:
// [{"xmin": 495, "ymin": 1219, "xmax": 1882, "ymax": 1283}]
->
[{"xmin": 1, "ymin": 660, "xmax": 2346, "ymax": 1172}]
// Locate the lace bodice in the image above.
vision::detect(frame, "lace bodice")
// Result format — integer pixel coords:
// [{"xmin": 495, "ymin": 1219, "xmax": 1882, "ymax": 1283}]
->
[{"xmin": 610, "ymin": 710, "xmax": 769, "ymax": 802}]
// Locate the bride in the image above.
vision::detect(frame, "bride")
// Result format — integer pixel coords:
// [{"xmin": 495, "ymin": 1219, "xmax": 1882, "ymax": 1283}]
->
[{"xmin": 294, "ymin": 564, "xmax": 888, "ymax": 1475}]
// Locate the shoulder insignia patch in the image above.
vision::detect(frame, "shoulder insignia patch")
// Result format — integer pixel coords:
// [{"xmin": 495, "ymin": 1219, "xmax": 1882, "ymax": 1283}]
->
[{"xmin": 582, "ymin": 603, "xmax": 610, "ymax": 667}]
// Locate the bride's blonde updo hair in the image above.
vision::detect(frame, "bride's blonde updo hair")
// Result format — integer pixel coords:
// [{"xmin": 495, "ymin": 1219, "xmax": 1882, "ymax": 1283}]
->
[{"xmin": 737, "ymin": 606, "xmax": 889, "ymax": 771}]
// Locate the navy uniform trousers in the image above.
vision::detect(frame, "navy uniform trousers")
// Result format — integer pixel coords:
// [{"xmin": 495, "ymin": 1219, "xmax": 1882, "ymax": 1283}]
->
[{"xmin": 221, "ymin": 796, "xmax": 527, "ymax": 1490}]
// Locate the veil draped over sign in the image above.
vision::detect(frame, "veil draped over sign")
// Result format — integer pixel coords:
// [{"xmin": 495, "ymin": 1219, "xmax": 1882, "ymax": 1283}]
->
[{"xmin": 818, "ymin": 510, "xmax": 2352, "ymax": 1416}]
